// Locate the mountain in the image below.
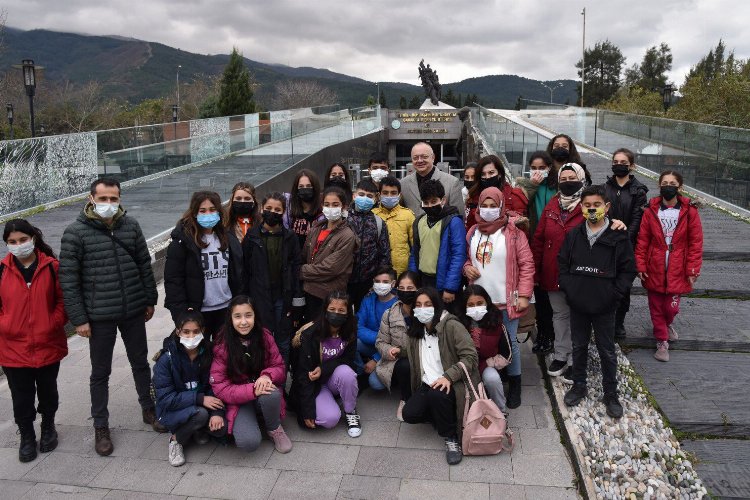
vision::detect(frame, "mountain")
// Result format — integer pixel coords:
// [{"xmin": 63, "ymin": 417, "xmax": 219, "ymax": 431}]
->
[{"xmin": 0, "ymin": 28, "xmax": 579, "ymax": 109}]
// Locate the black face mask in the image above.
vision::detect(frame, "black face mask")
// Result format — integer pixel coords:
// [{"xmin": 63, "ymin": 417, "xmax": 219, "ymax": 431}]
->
[
  {"xmin": 423, "ymin": 204, "xmax": 443, "ymax": 219},
  {"xmin": 233, "ymin": 201, "xmax": 255, "ymax": 216},
  {"xmin": 464, "ymin": 179, "xmax": 475, "ymax": 190},
  {"xmin": 611, "ymin": 165, "xmax": 630, "ymax": 178},
  {"xmin": 327, "ymin": 177, "xmax": 349, "ymax": 189},
  {"xmin": 397, "ymin": 290, "xmax": 418, "ymax": 306},
  {"xmin": 660, "ymin": 185, "xmax": 679, "ymax": 201},
  {"xmin": 326, "ymin": 311, "xmax": 348, "ymax": 327},
  {"xmin": 559, "ymin": 180, "xmax": 584, "ymax": 196},
  {"xmin": 298, "ymin": 187, "xmax": 315, "ymax": 202},
  {"xmin": 262, "ymin": 210, "xmax": 283, "ymax": 227},
  {"xmin": 551, "ymin": 147, "xmax": 570, "ymax": 162},
  {"xmin": 479, "ymin": 175, "xmax": 501, "ymax": 190}
]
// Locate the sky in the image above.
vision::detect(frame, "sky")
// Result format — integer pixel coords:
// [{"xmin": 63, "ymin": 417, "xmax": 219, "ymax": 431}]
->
[{"xmin": 2, "ymin": 0, "xmax": 748, "ymax": 86}]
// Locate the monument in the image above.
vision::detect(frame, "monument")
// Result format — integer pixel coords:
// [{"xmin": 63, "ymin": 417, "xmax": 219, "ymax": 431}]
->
[{"xmin": 417, "ymin": 60, "xmax": 454, "ymax": 110}]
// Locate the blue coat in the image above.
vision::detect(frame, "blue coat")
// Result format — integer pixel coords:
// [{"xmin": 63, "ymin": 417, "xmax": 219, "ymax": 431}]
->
[
  {"xmin": 357, "ymin": 291, "xmax": 397, "ymax": 360},
  {"xmin": 408, "ymin": 208, "xmax": 467, "ymax": 293}
]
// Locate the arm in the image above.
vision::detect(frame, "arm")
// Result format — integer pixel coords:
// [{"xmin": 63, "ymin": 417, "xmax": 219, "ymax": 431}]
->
[
  {"xmin": 448, "ymin": 176, "xmax": 465, "ymax": 221},
  {"xmin": 530, "ymin": 210, "xmax": 547, "ymax": 282},
  {"xmin": 209, "ymin": 345, "xmax": 257, "ymax": 405},
  {"xmin": 163, "ymin": 238, "xmax": 189, "ymax": 313},
  {"xmin": 288, "ymin": 233, "xmax": 305, "ymax": 305},
  {"xmin": 153, "ymin": 355, "xmax": 198, "ymax": 413},
  {"xmin": 377, "ymin": 220, "xmax": 392, "ymax": 268},
  {"xmin": 443, "ymin": 320, "xmax": 479, "ymax": 383},
  {"xmin": 357, "ymin": 300, "xmax": 380, "ymax": 349},
  {"xmin": 300, "ymin": 234, "xmax": 356, "ymax": 282},
  {"xmin": 628, "ymin": 188, "xmax": 648, "ymax": 242},
  {"xmin": 614, "ymin": 237, "xmax": 637, "ymax": 298},
  {"xmin": 444, "ymin": 217, "xmax": 467, "ymax": 293},
  {"xmin": 133, "ymin": 221, "xmax": 158, "ymax": 306},
  {"xmin": 556, "ymin": 231, "xmax": 574, "ymax": 293},
  {"xmin": 59, "ymin": 228, "xmax": 87, "ymax": 326},
  {"xmin": 50, "ymin": 260, "xmax": 68, "ymax": 330},
  {"xmin": 375, "ymin": 307, "xmax": 397, "ymax": 360},
  {"xmin": 408, "ymin": 218, "xmax": 420, "ymax": 272},
  {"xmin": 686, "ymin": 207, "xmax": 704, "ymax": 278},
  {"xmin": 259, "ymin": 331, "xmax": 287, "ymax": 386},
  {"xmin": 634, "ymin": 210, "xmax": 653, "ymax": 274}
]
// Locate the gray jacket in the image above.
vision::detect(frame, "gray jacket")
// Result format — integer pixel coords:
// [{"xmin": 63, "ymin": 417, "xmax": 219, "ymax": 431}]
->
[{"xmin": 401, "ymin": 168, "xmax": 464, "ymax": 219}]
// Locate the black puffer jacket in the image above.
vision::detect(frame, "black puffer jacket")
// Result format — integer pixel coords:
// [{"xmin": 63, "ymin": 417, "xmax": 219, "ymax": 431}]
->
[
  {"xmin": 59, "ymin": 205, "xmax": 158, "ymax": 326},
  {"xmin": 604, "ymin": 175, "xmax": 648, "ymax": 246},
  {"xmin": 164, "ymin": 222, "xmax": 244, "ymax": 321}
]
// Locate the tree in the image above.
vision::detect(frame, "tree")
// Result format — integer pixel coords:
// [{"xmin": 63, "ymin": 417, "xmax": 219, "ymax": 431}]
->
[
  {"xmin": 408, "ymin": 95, "xmax": 421, "ymax": 108},
  {"xmin": 271, "ymin": 80, "xmax": 337, "ymax": 110},
  {"xmin": 399, "ymin": 96, "xmax": 408, "ymax": 109},
  {"xmin": 378, "ymin": 89, "xmax": 387, "ymax": 108},
  {"xmin": 600, "ymin": 86, "xmax": 664, "ymax": 116},
  {"xmin": 365, "ymin": 95, "xmax": 376, "ymax": 106},
  {"xmin": 514, "ymin": 95, "xmax": 523, "ymax": 111},
  {"xmin": 575, "ymin": 40, "xmax": 626, "ymax": 106},
  {"xmin": 218, "ymin": 47, "xmax": 256, "ymax": 116},
  {"xmin": 626, "ymin": 43, "xmax": 673, "ymax": 91},
  {"xmin": 444, "ymin": 88, "xmax": 455, "ymax": 106}
]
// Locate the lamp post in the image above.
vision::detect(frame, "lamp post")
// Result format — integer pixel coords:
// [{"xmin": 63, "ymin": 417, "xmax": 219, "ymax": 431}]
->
[
  {"xmin": 6, "ymin": 103, "xmax": 14, "ymax": 140},
  {"xmin": 172, "ymin": 104, "xmax": 179, "ymax": 138},
  {"xmin": 540, "ymin": 82, "xmax": 563, "ymax": 103},
  {"xmin": 176, "ymin": 65, "xmax": 181, "ymax": 117},
  {"xmin": 22, "ymin": 59, "xmax": 37, "ymax": 137},
  {"xmin": 581, "ymin": 7, "xmax": 586, "ymax": 107},
  {"xmin": 662, "ymin": 84, "xmax": 675, "ymax": 113}
]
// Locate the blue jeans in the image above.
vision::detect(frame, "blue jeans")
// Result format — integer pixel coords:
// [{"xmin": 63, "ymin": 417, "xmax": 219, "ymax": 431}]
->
[
  {"xmin": 368, "ymin": 371, "xmax": 386, "ymax": 391},
  {"xmin": 355, "ymin": 338, "xmax": 378, "ymax": 375},
  {"xmin": 503, "ymin": 310, "xmax": 522, "ymax": 377}
]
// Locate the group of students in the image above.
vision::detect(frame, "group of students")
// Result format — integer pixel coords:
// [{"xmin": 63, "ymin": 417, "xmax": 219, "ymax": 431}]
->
[{"xmin": 0, "ymin": 138, "xmax": 703, "ymax": 467}]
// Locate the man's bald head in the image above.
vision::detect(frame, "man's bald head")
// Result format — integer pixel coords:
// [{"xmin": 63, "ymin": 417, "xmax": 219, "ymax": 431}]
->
[{"xmin": 411, "ymin": 142, "xmax": 435, "ymax": 176}]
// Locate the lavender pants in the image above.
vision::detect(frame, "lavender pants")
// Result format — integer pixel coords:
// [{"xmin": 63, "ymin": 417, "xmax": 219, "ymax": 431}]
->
[{"xmin": 315, "ymin": 365, "xmax": 359, "ymax": 428}]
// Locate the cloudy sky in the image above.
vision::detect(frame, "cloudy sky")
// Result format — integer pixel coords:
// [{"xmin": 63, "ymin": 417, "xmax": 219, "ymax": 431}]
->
[{"xmin": 3, "ymin": 0, "xmax": 747, "ymax": 85}]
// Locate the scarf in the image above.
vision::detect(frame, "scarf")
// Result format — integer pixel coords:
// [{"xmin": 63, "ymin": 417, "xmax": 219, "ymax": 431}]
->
[
  {"xmin": 557, "ymin": 162, "xmax": 586, "ymax": 212},
  {"xmin": 476, "ymin": 187, "xmax": 508, "ymax": 234}
]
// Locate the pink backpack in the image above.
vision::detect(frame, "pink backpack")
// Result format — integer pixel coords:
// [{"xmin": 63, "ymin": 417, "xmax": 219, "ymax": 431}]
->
[{"xmin": 459, "ymin": 362, "xmax": 514, "ymax": 456}]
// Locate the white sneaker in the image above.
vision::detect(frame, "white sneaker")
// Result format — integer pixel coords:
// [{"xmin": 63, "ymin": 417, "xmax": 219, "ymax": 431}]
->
[
  {"xmin": 168, "ymin": 438, "xmax": 185, "ymax": 467},
  {"xmin": 345, "ymin": 411, "xmax": 362, "ymax": 438},
  {"xmin": 396, "ymin": 400, "xmax": 405, "ymax": 422}
]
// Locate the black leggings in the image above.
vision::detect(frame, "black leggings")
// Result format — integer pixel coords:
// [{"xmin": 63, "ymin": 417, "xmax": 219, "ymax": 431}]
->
[
  {"xmin": 392, "ymin": 358, "xmax": 413, "ymax": 402},
  {"xmin": 201, "ymin": 308, "xmax": 228, "ymax": 343}
]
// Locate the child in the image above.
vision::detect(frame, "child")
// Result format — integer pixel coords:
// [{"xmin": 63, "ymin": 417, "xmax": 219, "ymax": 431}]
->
[
  {"xmin": 225, "ymin": 182, "xmax": 260, "ymax": 244},
  {"xmin": 356, "ymin": 267, "xmax": 398, "ymax": 378},
  {"xmin": 635, "ymin": 171, "xmax": 703, "ymax": 362},
  {"xmin": 152, "ymin": 311, "xmax": 227, "ymax": 467},
  {"xmin": 284, "ymin": 169, "xmax": 323, "ymax": 250},
  {"xmin": 210, "ymin": 296, "xmax": 292, "ymax": 453},
  {"xmin": 373, "ymin": 176, "xmax": 415, "ymax": 277},
  {"xmin": 367, "ymin": 152, "xmax": 391, "ymax": 184},
  {"xmin": 559, "ymin": 186, "xmax": 636, "ymax": 418}
]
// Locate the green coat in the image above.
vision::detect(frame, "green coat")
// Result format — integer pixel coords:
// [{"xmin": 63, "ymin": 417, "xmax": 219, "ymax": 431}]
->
[{"xmin": 59, "ymin": 204, "xmax": 158, "ymax": 326}]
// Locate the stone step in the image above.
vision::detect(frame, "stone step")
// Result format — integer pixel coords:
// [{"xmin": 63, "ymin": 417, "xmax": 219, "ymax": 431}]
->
[{"xmin": 630, "ymin": 260, "xmax": 750, "ymax": 300}]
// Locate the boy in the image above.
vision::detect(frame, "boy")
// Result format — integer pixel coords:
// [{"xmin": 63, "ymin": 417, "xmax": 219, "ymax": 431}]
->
[
  {"xmin": 558, "ymin": 185, "xmax": 636, "ymax": 418},
  {"xmin": 356, "ymin": 266, "xmax": 398, "ymax": 377},
  {"xmin": 408, "ymin": 179, "xmax": 466, "ymax": 309},
  {"xmin": 367, "ymin": 152, "xmax": 391, "ymax": 184},
  {"xmin": 373, "ymin": 176, "xmax": 415, "ymax": 276}
]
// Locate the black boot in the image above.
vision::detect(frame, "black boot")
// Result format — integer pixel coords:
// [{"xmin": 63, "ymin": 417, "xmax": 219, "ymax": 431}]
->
[
  {"xmin": 506, "ymin": 375, "xmax": 522, "ymax": 409},
  {"xmin": 614, "ymin": 311, "xmax": 627, "ymax": 340},
  {"xmin": 531, "ymin": 329, "xmax": 546, "ymax": 353},
  {"xmin": 39, "ymin": 414, "xmax": 58, "ymax": 453},
  {"xmin": 18, "ymin": 424, "xmax": 37, "ymax": 463}
]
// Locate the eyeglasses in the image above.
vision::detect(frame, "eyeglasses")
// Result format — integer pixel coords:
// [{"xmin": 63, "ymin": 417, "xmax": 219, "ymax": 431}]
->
[{"xmin": 411, "ymin": 155, "xmax": 432, "ymax": 161}]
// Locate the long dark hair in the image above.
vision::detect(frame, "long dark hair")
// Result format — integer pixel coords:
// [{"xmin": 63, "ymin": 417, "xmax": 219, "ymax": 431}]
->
[
  {"xmin": 318, "ymin": 290, "xmax": 356, "ymax": 343},
  {"xmin": 324, "ymin": 163, "xmax": 353, "ymax": 202},
  {"xmin": 224, "ymin": 181, "xmax": 260, "ymax": 229},
  {"xmin": 219, "ymin": 295, "xmax": 266, "ymax": 383},
  {"xmin": 469, "ymin": 155, "xmax": 508, "ymax": 199},
  {"xmin": 459, "ymin": 284, "xmax": 502, "ymax": 330},
  {"xmin": 2, "ymin": 219, "xmax": 56, "ymax": 258},
  {"xmin": 546, "ymin": 134, "xmax": 592, "ymax": 185},
  {"xmin": 529, "ymin": 150, "xmax": 557, "ymax": 189},
  {"xmin": 396, "ymin": 270, "xmax": 422, "ymax": 289},
  {"xmin": 179, "ymin": 190, "xmax": 228, "ymax": 251},
  {"xmin": 290, "ymin": 169, "xmax": 322, "ymax": 218},
  {"xmin": 173, "ymin": 310, "xmax": 213, "ymax": 370},
  {"xmin": 407, "ymin": 287, "xmax": 445, "ymax": 339}
]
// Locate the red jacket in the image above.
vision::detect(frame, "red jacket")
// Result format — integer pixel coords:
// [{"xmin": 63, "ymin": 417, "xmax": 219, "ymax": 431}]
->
[
  {"xmin": 531, "ymin": 196, "xmax": 584, "ymax": 292},
  {"xmin": 466, "ymin": 184, "xmax": 529, "ymax": 231},
  {"xmin": 635, "ymin": 196, "xmax": 703, "ymax": 295},
  {"xmin": 471, "ymin": 324, "xmax": 512, "ymax": 373},
  {"xmin": 0, "ymin": 251, "xmax": 68, "ymax": 368},
  {"xmin": 210, "ymin": 328, "xmax": 286, "ymax": 434}
]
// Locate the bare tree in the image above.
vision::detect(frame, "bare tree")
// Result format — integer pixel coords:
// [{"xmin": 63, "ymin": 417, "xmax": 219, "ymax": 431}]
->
[{"xmin": 271, "ymin": 80, "xmax": 337, "ymax": 110}]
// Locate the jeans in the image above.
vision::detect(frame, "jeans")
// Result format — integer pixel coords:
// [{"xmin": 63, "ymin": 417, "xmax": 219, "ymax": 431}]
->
[
  {"xmin": 173, "ymin": 407, "xmax": 227, "ymax": 445},
  {"xmin": 402, "ymin": 383, "xmax": 457, "ymax": 438},
  {"xmin": 232, "ymin": 390, "xmax": 283, "ymax": 452},
  {"xmin": 355, "ymin": 338, "xmax": 378, "ymax": 375},
  {"xmin": 647, "ymin": 291, "xmax": 681, "ymax": 342},
  {"xmin": 570, "ymin": 309, "xmax": 618, "ymax": 395},
  {"xmin": 548, "ymin": 291, "xmax": 572, "ymax": 365},
  {"xmin": 315, "ymin": 365, "xmax": 359, "ymax": 428},
  {"xmin": 89, "ymin": 315, "xmax": 153, "ymax": 428},
  {"xmin": 482, "ymin": 366, "xmax": 507, "ymax": 412},
  {"xmin": 501, "ymin": 310, "xmax": 522, "ymax": 377},
  {"xmin": 3, "ymin": 362, "xmax": 60, "ymax": 426}
]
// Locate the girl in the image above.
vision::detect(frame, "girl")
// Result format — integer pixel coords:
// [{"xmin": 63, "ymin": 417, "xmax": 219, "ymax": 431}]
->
[
  {"xmin": 300, "ymin": 186, "xmax": 359, "ymax": 321},
  {"xmin": 324, "ymin": 162, "xmax": 353, "ymax": 204},
  {"xmin": 462, "ymin": 187, "xmax": 535, "ymax": 408},
  {"xmin": 635, "ymin": 171, "xmax": 703, "ymax": 362},
  {"xmin": 164, "ymin": 191, "xmax": 244, "ymax": 340},
  {"xmin": 152, "ymin": 311, "xmax": 227, "ymax": 467},
  {"xmin": 210, "ymin": 296, "xmax": 292, "ymax": 453},
  {"xmin": 290, "ymin": 290, "xmax": 362, "ymax": 437},
  {"xmin": 225, "ymin": 182, "xmax": 260, "ymax": 245},
  {"xmin": 284, "ymin": 169, "xmax": 323, "ymax": 250},
  {"xmin": 1, "ymin": 219, "xmax": 67, "ymax": 463},
  {"xmin": 462, "ymin": 162, "xmax": 477, "ymax": 227},
  {"xmin": 458, "ymin": 285, "xmax": 514, "ymax": 414},
  {"xmin": 401, "ymin": 287, "xmax": 479, "ymax": 465},
  {"xmin": 243, "ymin": 192, "xmax": 304, "ymax": 368},
  {"xmin": 466, "ymin": 155, "xmax": 528, "ymax": 228},
  {"xmin": 372, "ymin": 271, "xmax": 421, "ymax": 420},
  {"xmin": 545, "ymin": 134, "xmax": 592, "ymax": 186}
]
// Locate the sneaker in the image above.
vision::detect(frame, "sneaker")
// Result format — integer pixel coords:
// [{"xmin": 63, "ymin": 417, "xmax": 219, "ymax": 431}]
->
[
  {"xmin": 267, "ymin": 425, "xmax": 293, "ymax": 453},
  {"xmin": 345, "ymin": 411, "xmax": 362, "ymax": 438},
  {"xmin": 654, "ymin": 341, "xmax": 670, "ymax": 362},
  {"xmin": 668, "ymin": 326, "xmax": 679, "ymax": 342},
  {"xmin": 143, "ymin": 408, "xmax": 168, "ymax": 433},
  {"xmin": 94, "ymin": 426, "xmax": 114, "ymax": 456},
  {"xmin": 548, "ymin": 359, "xmax": 568, "ymax": 377},
  {"xmin": 603, "ymin": 393, "xmax": 624, "ymax": 419},
  {"xmin": 168, "ymin": 438, "xmax": 185, "ymax": 467},
  {"xmin": 444, "ymin": 437, "xmax": 463, "ymax": 465},
  {"xmin": 563, "ymin": 384, "xmax": 588, "ymax": 407},
  {"xmin": 561, "ymin": 366, "xmax": 574, "ymax": 384},
  {"xmin": 193, "ymin": 430, "xmax": 210, "ymax": 445},
  {"xmin": 396, "ymin": 400, "xmax": 405, "ymax": 422}
]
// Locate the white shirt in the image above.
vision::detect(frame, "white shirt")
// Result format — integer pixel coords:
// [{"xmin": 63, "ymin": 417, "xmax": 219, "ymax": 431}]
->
[
  {"xmin": 420, "ymin": 333, "xmax": 443, "ymax": 385},
  {"xmin": 658, "ymin": 205, "xmax": 680, "ymax": 269},
  {"xmin": 200, "ymin": 233, "xmax": 232, "ymax": 311},
  {"xmin": 470, "ymin": 229, "xmax": 508, "ymax": 304}
]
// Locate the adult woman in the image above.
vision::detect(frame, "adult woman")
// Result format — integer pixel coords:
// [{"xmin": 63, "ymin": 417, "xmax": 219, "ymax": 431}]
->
[
  {"xmin": 545, "ymin": 134, "xmax": 592, "ymax": 186},
  {"xmin": 401, "ymin": 287, "xmax": 479, "ymax": 465},
  {"xmin": 466, "ymin": 155, "xmax": 528, "ymax": 229},
  {"xmin": 324, "ymin": 163, "xmax": 353, "ymax": 204},
  {"xmin": 164, "ymin": 191, "xmax": 244, "ymax": 340},
  {"xmin": 462, "ymin": 162, "xmax": 477, "ymax": 226},
  {"xmin": 210, "ymin": 296, "xmax": 292, "ymax": 453},
  {"xmin": 1, "ymin": 219, "xmax": 67, "ymax": 463},
  {"xmin": 224, "ymin": 182, "xmax": 260, "ymax": 244},
  {"xmin": 635, "ymin": 171, "xmax": 703, "ymax": 362},
  {"xmin": 284, "ymin": 169, "xmax": 323, "ymax": 250},
  {"xmin": 462, "ymin": 187, "xmax": 534, "ymax": 408}
]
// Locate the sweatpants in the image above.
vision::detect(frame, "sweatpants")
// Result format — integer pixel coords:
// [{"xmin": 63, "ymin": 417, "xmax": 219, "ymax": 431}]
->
[
  {"xmin": 89, "ymin": 315, "xmax": 153, "ymax": 428},
  {"xmin": 482, "ymin": 367, "xmax": 507, "ymax": 412},
  {"xmin": 570, "ymin": 309, "xmax": 618, "ymax": 395},
  {"xmin": 647, "ymin": 291, "xmax": 681, "ymax": 342},
  {"xmin": 3, "ymin": 362, "xmax": 60, "ymax": 426},
  {"xmin": 368, "ymin": 358, "xmax": 412, "ymax": 401},
  {"xmin": 402, "ymin": 383, "xmax": 457, "ymax": 438},
  {"xmin": 548, "ymin": 291, "xmax": 572, "ymax": 365},
  {"xmin": 173, "ymin": 407, "xmax": 227, "ymax": 445},
  {"xmin": 232, "ymin": 390, "xmax": 283, "ymax": 452},
  {"xmin": 315, "ymin": 365, "xmax": 359, "ymax": 428}
]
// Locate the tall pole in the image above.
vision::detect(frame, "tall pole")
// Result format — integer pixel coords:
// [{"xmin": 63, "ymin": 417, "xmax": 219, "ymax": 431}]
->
[
  {"xmin": 176, "ymin": 65, "xmax": 181, "ymax": 117},
  {"xmin": 581, "ymin": 7, "xmax": 586, "ymax": 107}
]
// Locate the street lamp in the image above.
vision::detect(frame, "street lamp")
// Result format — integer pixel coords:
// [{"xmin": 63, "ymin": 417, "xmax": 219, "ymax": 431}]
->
[
  {"xmin": 176, "ymin": 65, "xmax": 181, "ymax": 116},
  {"xmin": 540, "ymin": 82, "xmax": 564, "ymax": 103},
  {"xmin": 662, "ymin": 84, "xmax": 675, "ymax": 113},
  {"xmin": 6, "ymin": 103, "xmax": 14, "ymax": 140},
  {"xmin": 172, "ymin": 104, "xmax": 179, "ymax": 138},
  {"xmin": 22, "ymin": 59, "xmax": 37, "ymax": 137}
]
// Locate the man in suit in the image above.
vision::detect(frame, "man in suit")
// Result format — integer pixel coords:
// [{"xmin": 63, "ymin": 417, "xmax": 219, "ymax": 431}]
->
[{"xmin": 400, "ymin": 142, "xmax": 464, "ymax": 219}]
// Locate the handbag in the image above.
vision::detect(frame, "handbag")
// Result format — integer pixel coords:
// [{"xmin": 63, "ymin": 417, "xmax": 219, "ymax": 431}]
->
[{"xmin": 459, "ymin": 361, "xmax": 514, "ymax": 456}]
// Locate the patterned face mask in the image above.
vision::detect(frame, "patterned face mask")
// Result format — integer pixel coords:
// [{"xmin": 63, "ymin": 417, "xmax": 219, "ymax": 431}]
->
[{"xmin": 587, "ymin": 206, "xmax": 607, "ymax": 223}]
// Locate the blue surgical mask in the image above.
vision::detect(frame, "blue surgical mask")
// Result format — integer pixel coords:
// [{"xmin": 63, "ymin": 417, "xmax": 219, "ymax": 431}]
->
[
  {"xmin": 196, "ymin": 212, "xmax": 221, "ymax": 228},
  {"xmin": 354, "ymin": 195, "xmax": 375, "ymax": 212},
  {"xmin": 381, "ymin": 196, "xmax": 400, "ymax": 209}
]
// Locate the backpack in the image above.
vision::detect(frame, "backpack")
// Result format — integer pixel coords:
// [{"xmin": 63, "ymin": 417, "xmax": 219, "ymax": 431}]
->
[{"xmin": 458, "ymin": 361, "xmax": 514, "ymax": 456}]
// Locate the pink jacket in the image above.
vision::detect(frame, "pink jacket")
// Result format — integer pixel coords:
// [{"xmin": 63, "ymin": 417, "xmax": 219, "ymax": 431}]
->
[
  {"xmin": 463, "ymin": 222, "xmax": 535, "ymax": 320},
  {"xmin": 210, "ymin": 328, "xmax": 286, "ymax": 434}
]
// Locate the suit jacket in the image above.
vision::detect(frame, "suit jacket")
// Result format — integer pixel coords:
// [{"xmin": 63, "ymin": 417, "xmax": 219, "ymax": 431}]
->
[{"xmin": 401, "ymin": 168, "xmax": 465, "ymax": 219}]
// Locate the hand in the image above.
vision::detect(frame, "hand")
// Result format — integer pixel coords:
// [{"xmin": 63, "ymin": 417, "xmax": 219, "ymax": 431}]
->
[
  {"xmin": 145, "ymin": 306, "xmax": 155, "ymax": 322},
  {"xmin": 203, "ymin": 396, "xmax": 225, "ymax": 410},
  {"xmin": 431, "ymin": 376, "xmax": 452, "ymax": 394},
  {"xmin": 208, "ymin": 415, "xmax": 225, "ymax": 432},
  {"xmin": 442, "ymin": 291, "xmax": 455, "ymax": 304},
  {"xmin": 610, "ymin": 219, "xmax": 628, "ymax": 231},
  {"xmin": 464, "ymin": 265, "xmax": 481, "ymax": 281},
  {"xmin": 254, "ymin": 375, "xmax": 276, "ymax": 396},
  {"xmin": 516, "ymin": 297, "xmax": 529, "ymax": 313},
  {"xmin": 388, "ymin": 347, "xmax": 401, "ymax": 360},
  {"xmin": 638, "ymin": 272, "xmax": 648, "ymax": 281},
  {"xmin": 308, "ymin": 366, "xmax": 321, "ymax": 381},
  {"xmin": 76, "ymin": 323, "xmax": 91, "ymax": 338},
  {"xmin": 364, "ymin": 359, "xmax": 377, "ymax": 374},
  {"xmin": 530, "ymin": 170, "xmax": 545, "ymax": 185},
  {"xmin": 304, "ymin": 418, "xmax": 317, "ymax": 429},
  {"xmin": 688, "ymin": 275, "xmax": 698, "ymax": 285}
]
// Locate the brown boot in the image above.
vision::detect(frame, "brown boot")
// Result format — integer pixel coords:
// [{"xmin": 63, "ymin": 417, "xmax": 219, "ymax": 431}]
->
[
  {"xmin": 94, "ymin": 426, "xmax": 114, "ymax": 456},
  {"xmin": 142, "ymin": 408, "xmax": 167, "ymax": 433}
]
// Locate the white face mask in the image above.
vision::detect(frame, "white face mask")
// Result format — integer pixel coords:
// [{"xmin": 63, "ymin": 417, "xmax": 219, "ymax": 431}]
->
[
  {"xmin": 7, "ymin": 239, "xmax": 35, "ymax": 259},
  {"xmin": 414, "ymin": 306, "xmax": 435, "ymax": 324},
  {"xmin": 372, "ymin": 282, "xmax": 393, "ymax": 297},
  {"xmin": 93, "ymin": 201, "xmax": 119, "ymax": 219},
  {"xmin": 479, "ymin": 207, "xmax": 501, "ymax": 222},
  {"xmin": 180, "ymin": 333, "xmax": 204, "ymax": 350},
  {"xmin": 322, "ymin": 206, "xmax": 343, "ymax": 221},
  {"xmin": 370, "ymin": 169, "xmax": 389, "ymax": 183},
  {"xmin": 466, "ymin": 305, "xmax": 488, "ymax": 322}
]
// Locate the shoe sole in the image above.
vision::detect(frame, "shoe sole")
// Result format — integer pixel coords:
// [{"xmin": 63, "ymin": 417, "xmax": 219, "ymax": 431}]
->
[
  {"xmin": 548, "ymin": 367, "xmax": 567, "ymax": 377},
  {"xmin": 95, "ymin": 448, "xmax": 113, "ymax": 457},
  {"xmin": 348, "ymin": 430, "xmax": 362, "ymax": 438},
  {"xmin": 39, "ymin": 440, "xmax": 58, "ymax": 453},
  {"xmin": 19, "ymin": 453, "xmax": 37, "ymax": 463}
]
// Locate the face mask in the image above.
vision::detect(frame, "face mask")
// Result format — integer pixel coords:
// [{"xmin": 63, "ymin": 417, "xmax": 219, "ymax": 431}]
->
[
  {"xmin": 233, "ymin": 201, "xmax": 255, "ymax": 216},
  {"xmin": 381, "ymin": 196, "xmax": 400, "ymax": 209},
  {"xmin": 298, "ymin": 187, "xmax": 315, "ymax": 202},
  {"xmin": 611, "ymin": 165, "xmax": 630, "ymax": 178},
  {"xmin": 479, "ymin": 207, "xmax": 501, "ymax": 222},
  {"xmin": 7, "ymin": 239, "xmax": 35, "ymax": 259},
  {"xmin": 529, "ymin": 169, "xmax": 550, "ymax": 179},
  {"xmin": 422, "ymin": 204, "xmax": 442, "ymax": 218},
  {"xmin": 322, "ymin": 206, "xmax": 343, "ymax": 221},
  {"xmin": 196, "ymin": 212, "xmax": 220, "ymax": 228},
  {"xmin": 180, "ymin": 333, "xmax": 204, "ymax": 350},
  {"xmin": 587, "ymin": 207, "xmax": 607, "ymax": 223},
  {"xmin": 93, "ymin": 202, "xmax": 119, "ymax": 219},
  {"xmin": 327, "ymin": 176, "xmax": 349, "ymax": 189},
  {"xmin": 262, "ymin": 210, "xmax": 283, "ymax": 227},
  {"xmin": 326, "ymin": 311, "xmax": 348, "ymax": 327},
  {"xmin": 370, "ymin": 169, "xmax": 388, "ymax": 183},
  {"xmin": 551, "ymin": 147, "xmax": 570, "ymax": 162},
  {"xmin": 660, "ymin": 185, "xmax": 679, "ymax": 201},
  {"xmin": 464, "ymin": 179, "xmax": 476, "ymax": 190},
  {"xmin": 558, "ymin": 180, "xmax": 584, "ymax": 197},
  {"xmin": 479, "ymin": 175, "xmax": 501, "ymax": 190},
  {"xmin": 354, "ymin": 195, "xmax": 375, "ymax": 212},
  {"xmin": 414, "ymin": 306, "xmax": 435, "ymax": 325},
  {"xmin": 466, "ymin": 305, "xmax": 488, "ymax": 322},
  {"xmin": 373, "ymin": 282, "xmax": 393, "ymax": 297},
  {"xmin": 397, "ymin": 289, "xmax": 417, "ymax": 306}
]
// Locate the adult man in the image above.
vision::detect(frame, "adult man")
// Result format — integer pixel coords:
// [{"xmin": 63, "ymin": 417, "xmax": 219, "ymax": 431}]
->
[
  {"xmin": 400, "ymin": 142, "xmax": 464, "ymax": 218},
  {"xmin": 60, "ymin": 178, "xmax": 161, "ymax": 457}
]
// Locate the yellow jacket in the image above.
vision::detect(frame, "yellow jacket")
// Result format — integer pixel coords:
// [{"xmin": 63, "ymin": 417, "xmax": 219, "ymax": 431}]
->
[{"xmin": 373, "ymin": 204, "xmax": 415, "ymax": 276}]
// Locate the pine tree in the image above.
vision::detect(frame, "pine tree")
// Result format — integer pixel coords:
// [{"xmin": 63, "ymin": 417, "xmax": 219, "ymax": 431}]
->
[
  {"xmin": 399, "ymin": 96, "xmax": 408, "ymax": 109},
  {"xmin": 379, "ymin": 89, "xmax": 387, "ymax": 108},
  {"xmin": 218, "ymin": 47, "xmax": 256, "ymax": 116},
  {"xmin": 444, "ymin": 89, "xmax": 455, "ymax": 106},
  {"xmin": 408, "ymin": 95, "xmax": 421, "ymax": 108}
]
